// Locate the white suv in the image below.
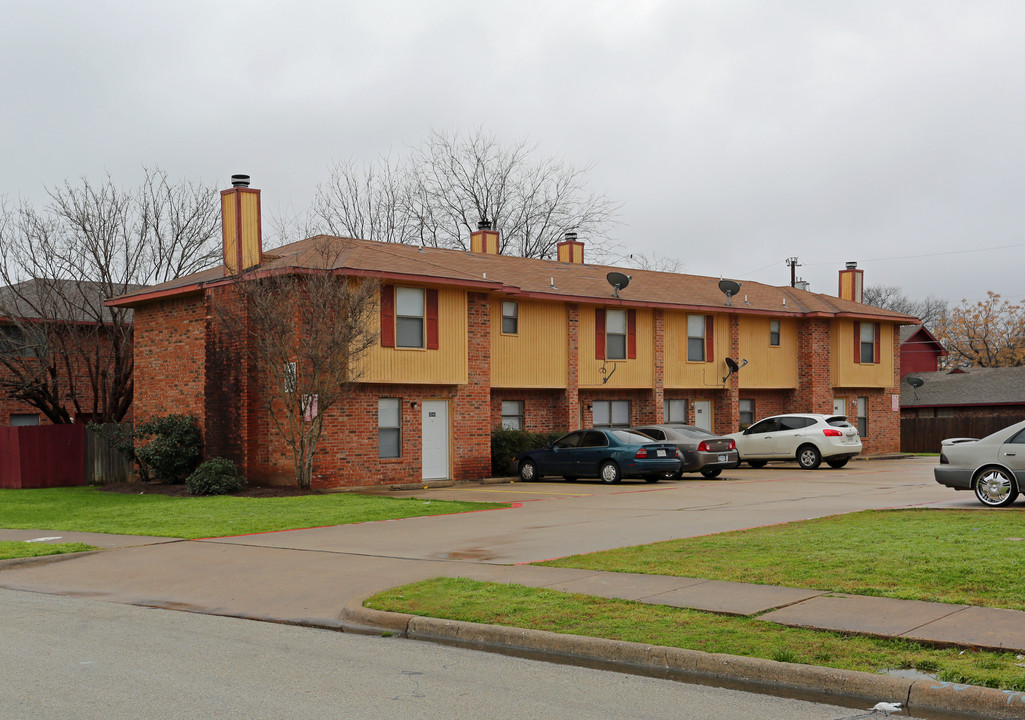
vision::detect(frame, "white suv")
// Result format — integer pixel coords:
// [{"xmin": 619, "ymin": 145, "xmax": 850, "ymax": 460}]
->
[{"xmin": 725, "ymin": 414, "xmax": 862, "ymax": 470}]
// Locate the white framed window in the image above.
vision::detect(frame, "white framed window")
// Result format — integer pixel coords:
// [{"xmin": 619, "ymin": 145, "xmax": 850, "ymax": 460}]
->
[
  {"xmin": 859, "ymin": 322, "xmax": 876, "ymax": 364},
  {"xmin": 857, "ymin": 397, "xmax": 868, "ymax": 437},
  {"xmin": 769, "ymin": 319, "xmax": 781, "ymax": 347},
  {"xmin": 501, "ymin": 400, "xmax": 524, "ymax": 430},
  {"xmin": 593, "ymin": 399, "xmax": 630, "ymax": 428},
  {"xmin": 687, "ymin": 314, "xmax": 706, "ymax": 362},
  {"xmin": 502, "ymin": 301, "xmax": 518, "ymax": 335},
  {"xmin": 739, "ymin": 399, "xmax": 754, "ymax": 428},
  {"xmin": 664, "ymin": 399, "xmax": 687, "ymax": 423},
  {"xmin": 606, "ymin": 309, "xmax": 627, "ymax": 360},
  {"xmin": 378, "ymin": 398, "xmax": 401, "ymax": 458},
  {"xmin": 284, "ymin": 362, "xmax": 297, "ymax": 393},
  {"xmin": 396, "ymin": 287, "xmax": 425, "ymax": 348}
]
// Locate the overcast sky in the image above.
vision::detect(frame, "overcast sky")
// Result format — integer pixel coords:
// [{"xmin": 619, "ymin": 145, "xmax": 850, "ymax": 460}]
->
[{"xmin": 3, "ymin": 1, "xmax": 1024, "ymax": 306}]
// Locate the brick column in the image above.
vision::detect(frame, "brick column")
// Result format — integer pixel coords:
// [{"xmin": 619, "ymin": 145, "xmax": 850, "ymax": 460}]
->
[
  {"xmin": 713, "ymin": 313, "xmax": 741, "ymax": 433},
  {"xmin": 453, "ymin": 291, "xmax": 492, "ymax": 480},
  {"xmin": 563, "ymin": 303, "xmax": 580, "ymax": 430},
  {"xmin": 796, "ymin": 318, "xmax": 833, "ymax": 414},
  {"xmin": 652, "ymin": 308, "xmax": 665, "ymax": 423}
]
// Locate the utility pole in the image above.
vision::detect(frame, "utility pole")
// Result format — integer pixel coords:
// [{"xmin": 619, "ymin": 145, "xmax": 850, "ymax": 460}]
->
[{"xmin": 786, "ymin": 257, "xmax": 801, "ymax": 288}]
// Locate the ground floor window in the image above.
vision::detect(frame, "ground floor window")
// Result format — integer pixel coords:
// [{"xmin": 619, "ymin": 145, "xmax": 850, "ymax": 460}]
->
[
  {"xmin": 378, "ymin": 398, "xmax": 401, "ymax": 458},
  {"xmin": 739, "ymin": 399, "xmax": 754, "ymax": 428},
  {"xmin": 664, "ymin": 399, "xmax": 687, "ymax": 423},
  {"xmin": 593, "ymin": 399, "xmax": 630, "ymax": 428},
  {"xmin": 501, "ymin": 400, "xmax": 524, "ymax": 430},
  {"xmin": 856, "ymin": 397, "xmax": 868, "ymax": 437},
  {"xmin": 10, "ymin": 414, "xmax": 39, "ymax": 426}
]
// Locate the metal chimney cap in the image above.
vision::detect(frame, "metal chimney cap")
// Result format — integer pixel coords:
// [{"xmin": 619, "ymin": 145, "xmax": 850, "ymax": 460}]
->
[
  {"xmin": 564, "ymin": 230, "xmax": 578, "ymax": 242},
  {"xmin": 845, "ymin": 261, "xmax": 858, "ymax": 270},
  {"xmin": 231, "ymin": 174, "xmax": 251, "ymax": 188},
  {"xmin": 477, "ymin": 218, "xmax": 492, "ymax": 230}
]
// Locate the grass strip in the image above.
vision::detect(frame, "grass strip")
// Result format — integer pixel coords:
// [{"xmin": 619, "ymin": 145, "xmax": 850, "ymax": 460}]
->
[
  {"xmin": 0, "ymin": 487, "xmax": 507, "ymax": 539},
  {"xmin": 541, "ymin": 509, "xmax": 1025, "ymax": 610},
  {"xmin": 369, "ymin": 577, "xmax": 1025, "ymax": 691},
  {"xmin": 0, "ymin": 541, "xmax": 96, "ymax": 561}
]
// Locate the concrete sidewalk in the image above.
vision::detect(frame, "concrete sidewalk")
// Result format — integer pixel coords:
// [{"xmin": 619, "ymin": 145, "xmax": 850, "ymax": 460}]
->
[{"xmin": 2, "ymin": 531, "xmax": 1024, "ymax": 718}]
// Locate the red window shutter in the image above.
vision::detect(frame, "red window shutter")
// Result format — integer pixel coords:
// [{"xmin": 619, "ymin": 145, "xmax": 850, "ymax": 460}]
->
[
  {"xmin": 627, "ymin": 309, "xmax": 637, "ymax": 359},
  {"xmin": 380, "ymin": 284, "xmax": 395, "ymax": 347},
  {"xmin": 874, "ymin": 322, "xmax": 881, "ymax": 364},
  {"xmin": 853, "ymin": 321, "xmax": 861, "ymax": 364},
  {"xmin": 595, "ymin": 308, "xmax": 606, "ymax": 359},
  {"xmin": 705, "ymin": 316, "xmax": 714, "ymax": 363},
  {"xmin": 425, "ymin": 288, "xmax": 439, "ymax": 350}
]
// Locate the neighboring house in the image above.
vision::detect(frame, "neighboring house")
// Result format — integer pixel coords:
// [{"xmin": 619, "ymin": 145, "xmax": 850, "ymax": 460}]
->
[
  {"xmin": 899, "ymin": 367, "xmax": 1025, "ymax": 452},
  {"xmin": 108, "ymin": 178, "xmax": 918, "ymax": 488},
  {"xmin": 0, "ymin": 279, "xmax": 135, "ymax": 426},
  {"xmin": 899, "ymin": 324, "xmax": 947, "ymax": 378}
]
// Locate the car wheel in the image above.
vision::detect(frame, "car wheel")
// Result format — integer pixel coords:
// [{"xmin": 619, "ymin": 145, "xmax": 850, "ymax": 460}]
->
[
  {"xmin": 518, "ymin": 459, "xmax": 539, "ymax": 482},
  {"xmin": 796, "ymin": 445, "xmax": 821, "ymax": 470},
  {"xmin": 973, "ymin": 467, "xmax": 1020, "ymax": 507},
  {"xmin": 645, "ymin": 475, "xmax": 661, "ymax": 483},
  {"xmin": 700, "ymin": 467, "xmax": 722, "ymax": 478},
  {"xmin": 826, "ymin": 457, "xmax": 849, "ymax": 469},
  {"xmin": 599, "ymin": 460, "xmax": 622, "ymax": 484},
  {"xmin": 747, "ymin": 459, "xmax": 767, "ymax": 468}
]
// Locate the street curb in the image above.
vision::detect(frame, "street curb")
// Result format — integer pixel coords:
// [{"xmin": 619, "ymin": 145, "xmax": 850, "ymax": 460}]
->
[{"xmin": 342, "ymin": 598, "xmax": 1024, "ymax": 720}]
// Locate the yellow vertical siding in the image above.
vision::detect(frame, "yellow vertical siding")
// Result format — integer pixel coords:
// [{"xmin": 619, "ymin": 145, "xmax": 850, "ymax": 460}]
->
[
  {"xmin": 663, "ymin": 310, "xmax": 729, "ymax": 388},
  {"xmin": 831, "ymin": 320, "xmax": 894, "ymax": 387},
  {"xmin": 491, "ymin": 299, "xmax": 568, "ymax": 387},
  {"xmin": 578, "ymin": 305, "xmax": 654, "ymax": 388},
  {"xmin": 358, "ymin": 286, "xmax": 467, "ymax": 384},
  {"xmin": 737, "ymin": 316, "xmax": 799, "ymax": 388},
  {"xmin": 240, "ymin": 192, "xmax": 261, "ymax": 269}
]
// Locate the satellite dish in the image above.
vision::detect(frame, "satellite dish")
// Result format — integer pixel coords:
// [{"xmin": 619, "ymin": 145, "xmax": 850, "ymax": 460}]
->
[
  {"xmin": 606, "ymin": 271, "xmax": 632, "ymax": 298},
  {"xmin": 718, "ymin": 279, "xmax": 742, "ymax": 305},
  {"xmin": 725, "ymin": 357, "xmax": 740, "ymax": 373},
  {"xmin": 907, "ymin": 376, "xmax": 924, "ymax": 389}
]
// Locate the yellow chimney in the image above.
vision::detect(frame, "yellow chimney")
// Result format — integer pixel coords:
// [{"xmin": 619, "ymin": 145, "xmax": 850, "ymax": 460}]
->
[
  {"xmin": 470, "ymin": 219, "xmax": 500, "ymax": 254},
  {"xmin": 557, "ymin": 231, "xmax": 584, "ymax": 264},
  {"xmin": 221, "ymin": 174, "xmax": 262, "ymax": 275},
  {"xmin": 838, "ymin": 261, "xmax": 863, "ymax": 303}
]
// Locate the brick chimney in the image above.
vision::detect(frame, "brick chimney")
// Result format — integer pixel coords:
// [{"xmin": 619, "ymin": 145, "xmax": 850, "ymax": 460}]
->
[
  {"xmin": 221, "ymin": 174, "xmax": 263, "ymax": 275},
  {"xmin": 470, "ymin": 219, "xmax": 500, "ymax": 255},
  {"xmin": 557, "ymin": 231, "xmax": 584, "ymax": 264},
  {"xmin": 838, "ymin": 261, "xmax": 863, "ymax": 303}
]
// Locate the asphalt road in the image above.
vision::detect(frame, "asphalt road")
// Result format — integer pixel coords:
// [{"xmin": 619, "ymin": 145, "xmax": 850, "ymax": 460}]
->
[{"xmin": 0, "ymin": 588, "xmax": 922, "ymax": 720}]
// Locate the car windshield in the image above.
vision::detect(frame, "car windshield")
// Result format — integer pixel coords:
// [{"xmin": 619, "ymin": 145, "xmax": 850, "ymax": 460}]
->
[
  {"xmin": 826, "ymin": 416, "xmax": 853, "ymax": 428},
  {"xmin": 612, "ymin": 430, "xmax": 656, "ymax": 445},
  {"xmin": 667, "ymin": 426, "xmax": 714, "ymax": 439}
]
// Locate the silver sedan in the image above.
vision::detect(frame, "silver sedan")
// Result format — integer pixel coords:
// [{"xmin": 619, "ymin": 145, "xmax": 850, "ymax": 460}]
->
[
  {"xmin": 630, "ymin": 424, "xmax": 739, "ymax": 478},
  {"xmin": 935, "ymin": 418, "xmax": 1025, "ymax": 507}
]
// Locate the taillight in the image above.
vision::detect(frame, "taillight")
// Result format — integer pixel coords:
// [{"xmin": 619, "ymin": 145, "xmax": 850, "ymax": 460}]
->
[
  {"xmin": 823, "ymin": 428, "xmax": 842, "ymax": 437},
  {"xmin": 939, "ymin": 453, "xmax": 948, "ymax": 465},
  {"xmin": 675, "ymin": 448, "xmax": 682, "ymax": 458},
  {"xmin": 697, "ymin": 441, "xmax": 710, "ymax": 452},
  {"xmin": 727, "ymin": 439, "xmax": 736, "ymax": 450},
  {"xmin": 635, "ymin": 448, "xmax": 649, "ymax": 459}
]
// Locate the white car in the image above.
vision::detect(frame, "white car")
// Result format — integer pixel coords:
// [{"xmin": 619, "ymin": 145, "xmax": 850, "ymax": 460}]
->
[{"xmin": 725, "ymin": 413, "xmax": 862, "ymax": 470}]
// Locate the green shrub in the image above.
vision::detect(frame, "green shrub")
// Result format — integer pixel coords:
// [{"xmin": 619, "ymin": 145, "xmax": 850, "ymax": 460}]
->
[
  {"xmin": 186, "ymin": 458, "xmax": 245, "ymax": 496},
  {"xmin": 135, "ymin": 414, "xmax": 203, "ymax": 484},
  {"xmin": 491, "ymin": 427, "xmax": 564, "ymax": 476}
]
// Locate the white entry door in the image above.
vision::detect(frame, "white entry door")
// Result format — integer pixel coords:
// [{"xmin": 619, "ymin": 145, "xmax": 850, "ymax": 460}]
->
[
  {"xmin": 693, "ymin": 400, "xmax": 712, "ymax": 432},
  {"xmin": 421, "ymin": 400, "xmax": 450, "ymax": 480}
]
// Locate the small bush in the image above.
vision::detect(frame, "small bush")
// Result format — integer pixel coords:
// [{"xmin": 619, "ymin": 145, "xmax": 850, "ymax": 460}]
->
[
  {"xmin": 186, "ymin": 458, "xmax": 245, "ymax": 496},
  {"xmin": 491, "ymin": 427, "xmax": 564, "ymax": 476},
  {"xmin": 135, "ymin": 414, "xmax": 203, "ymax": 484}
]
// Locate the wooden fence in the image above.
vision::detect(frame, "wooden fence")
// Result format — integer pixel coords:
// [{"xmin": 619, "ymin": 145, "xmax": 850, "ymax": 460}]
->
[
  {"xmin": 0, "ymin": 422, "xmax": 134, "ymax": 488},
  {"xmin": 900, "ymin": 416, "xmax": 1017, "ymax": 454},
  {"xmin": 85, "ymin": 423, "xmax": 134, "ymax": 484}
]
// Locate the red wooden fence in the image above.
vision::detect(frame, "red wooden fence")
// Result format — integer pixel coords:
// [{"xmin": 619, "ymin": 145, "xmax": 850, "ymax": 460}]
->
[{"xmin": 0, "ymin": 424, "xmax": 86, "ymax": 489}]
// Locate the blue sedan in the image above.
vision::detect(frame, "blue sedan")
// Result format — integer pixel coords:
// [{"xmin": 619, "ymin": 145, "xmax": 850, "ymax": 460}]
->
[{"xmin": 512, "ymin": 429, "xmax": 682, "ymax": 484}]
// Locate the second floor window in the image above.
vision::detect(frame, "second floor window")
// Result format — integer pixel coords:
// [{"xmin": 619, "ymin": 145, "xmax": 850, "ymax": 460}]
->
[
  {"xmin": 769, "ymin": 319, "xmax": 781, "ymax": 347},
  {"xmin": 396, "ymin": 287, "xmax": 425, "ymax": 348},
  {"xmin": 502, "ymin": 301, "xmax": 518, "ymax": 334},
  {"xmin": 687, "ymin": 314, "xmax": 708, "ymax": 362},
  {"xmin": 857, "ymin": 321, "xmax": 879, "ymax": 364},
  {"xmin": 606, "ymin": 309, "xmax": 627, "ymax": 360}
]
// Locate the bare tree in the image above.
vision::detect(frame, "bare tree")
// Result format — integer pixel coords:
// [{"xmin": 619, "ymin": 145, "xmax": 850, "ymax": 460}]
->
[
  {"xmin": 935, "ymin": 292, "xmax": 1025, "ymax": 368},
  {"xmin": 217, "ymin": 240, "xmax": 380, "ymax": 488},
  {"xmin": 0, "ymin": 168, "xmax": 221, "ymax": 422},
  {"xmin": 311, "ymin": 127, "xmax": 619, "ymax": 259},
  {"xmin": 863, "ymin": 285, "xmax": 948, "ymax": 328}
]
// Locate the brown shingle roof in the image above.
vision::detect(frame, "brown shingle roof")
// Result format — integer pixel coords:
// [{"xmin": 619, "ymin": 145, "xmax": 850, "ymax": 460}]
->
[
  {"xmin": 901, "ymin": 367, "xmax": 1025, "ymax": 407},
  {"xmin": 108, "ymin": 235, "xmax": 919, "ymax": 322}
]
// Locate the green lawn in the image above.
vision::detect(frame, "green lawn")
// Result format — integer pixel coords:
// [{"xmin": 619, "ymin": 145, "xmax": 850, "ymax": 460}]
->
[
  {"xmin": 0, "ymin": 540, "xmax": 96, "ymax": 561},
  {"xmin": 369, "ymin": 509, "xmax": 1025, "ymax": 690},
  {"xmin": 0, "ymin": 487, "xmax": 507, "ymax": 540}
]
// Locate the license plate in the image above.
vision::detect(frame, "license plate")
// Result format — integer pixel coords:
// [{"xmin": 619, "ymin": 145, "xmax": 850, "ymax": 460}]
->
[
  {"xmin": 718, "ymin": 455, "xmax": 728, "ymax": 462},
  {"xmin": 657, "ymin": 449, "xmax": 666, "ymax": 457}
]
